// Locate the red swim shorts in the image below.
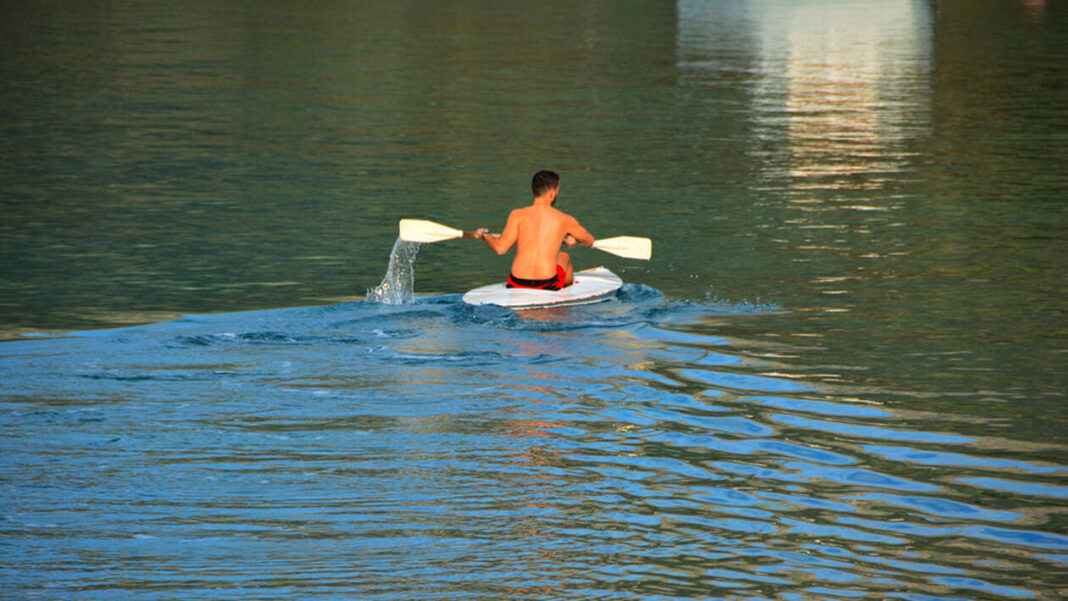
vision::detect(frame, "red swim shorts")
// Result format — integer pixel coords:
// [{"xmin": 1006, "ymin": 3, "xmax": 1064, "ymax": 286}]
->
[{"xmin": 506, "ymin": 265, "xmax": 567, "ymax": 291}]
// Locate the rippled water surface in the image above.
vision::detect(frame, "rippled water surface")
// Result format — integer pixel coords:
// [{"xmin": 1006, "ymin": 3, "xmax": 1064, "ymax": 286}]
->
[{"xmin": 2, "ymin": 1, "xmax": 1065, "ymax": 599}]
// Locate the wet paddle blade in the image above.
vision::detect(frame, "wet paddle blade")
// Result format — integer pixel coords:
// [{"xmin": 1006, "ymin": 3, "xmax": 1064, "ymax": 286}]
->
[
  {"xmin": 399, "ymin": 219, "xmax": 464, "ymax": 243},
  {"xmin": 592, "ymin": 236, "xmax": 652, "ymax": 260}
]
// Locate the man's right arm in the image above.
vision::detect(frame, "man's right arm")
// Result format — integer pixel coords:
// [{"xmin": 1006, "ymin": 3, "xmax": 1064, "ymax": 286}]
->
[{"xmin": 566, "ymin": 217, "xmax": 594, "ymax": 247}]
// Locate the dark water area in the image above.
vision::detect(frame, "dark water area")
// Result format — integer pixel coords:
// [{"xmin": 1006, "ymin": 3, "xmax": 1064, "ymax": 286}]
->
[{"xmin": 2, "ymin": 1, "xmax": 1066, "ymax": 599}]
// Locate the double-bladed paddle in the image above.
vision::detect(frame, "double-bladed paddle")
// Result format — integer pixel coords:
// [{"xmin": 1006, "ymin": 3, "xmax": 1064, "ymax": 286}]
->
[{"xmin": 398, "ymin": 219, "xmax": 652, "ymax": 260}]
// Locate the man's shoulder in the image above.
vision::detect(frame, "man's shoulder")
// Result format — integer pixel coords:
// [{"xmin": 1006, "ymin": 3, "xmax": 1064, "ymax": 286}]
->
[
  {"xmin": 550, "ymin": 207, "xmax": 580, "ymax": 223},
  {"xmin": 508, "ymin": 206, "xmax": 533, "ymax": 220},
  {"xmin": 512, "ymin": 204, "xmax": 578, "ymax": 224}
]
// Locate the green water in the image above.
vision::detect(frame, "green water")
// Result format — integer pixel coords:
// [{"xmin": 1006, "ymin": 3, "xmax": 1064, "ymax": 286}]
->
[
  {"xmin": 1, "ymin": 1, "xmax": 1066, "ymax": 598},
  {"xmin": 4, "ymin": 0, "xmax": 1063, "ymax": 411}
]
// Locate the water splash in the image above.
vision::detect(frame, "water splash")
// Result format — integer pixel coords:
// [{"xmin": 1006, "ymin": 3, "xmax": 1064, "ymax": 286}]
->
[{"xmin": 366, "ymin": 237, "xmax": 421, "ymax": 304}]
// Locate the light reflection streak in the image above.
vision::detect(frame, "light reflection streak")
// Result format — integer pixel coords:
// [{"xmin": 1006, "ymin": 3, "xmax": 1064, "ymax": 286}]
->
[
  {"xmin": 679, "ymin": 0, "xmax": 938, "ymax": 316},
  {"xmin": 748, "ymin": 0, "xmax": 932, "ymax": 197}
]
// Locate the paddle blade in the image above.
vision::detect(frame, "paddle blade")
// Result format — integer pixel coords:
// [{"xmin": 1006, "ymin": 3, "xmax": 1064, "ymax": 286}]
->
[
  {"xmin": 399, "ymin": 219, "xmax": 464, "ymax": 243},
  {"xmin": 592, "ymin": 236, "xmax": 652, "ymax": 260}
]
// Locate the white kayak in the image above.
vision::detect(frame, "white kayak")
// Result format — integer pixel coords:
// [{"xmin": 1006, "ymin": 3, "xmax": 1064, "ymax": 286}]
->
[{"xmin": 462, "ymin": 267, "xmax": 623, "ymax": 310}]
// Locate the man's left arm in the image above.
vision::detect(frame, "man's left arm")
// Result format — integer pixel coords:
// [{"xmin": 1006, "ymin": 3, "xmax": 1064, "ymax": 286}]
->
[{"xmin": 477, "ymin": 211, "xmax": 520, "ymax": 255}]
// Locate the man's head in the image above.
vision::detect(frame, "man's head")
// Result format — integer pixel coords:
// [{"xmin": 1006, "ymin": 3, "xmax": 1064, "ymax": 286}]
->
[{"xmin": 532, "ymin": 170, "xmax": 560, "ymax": 198}]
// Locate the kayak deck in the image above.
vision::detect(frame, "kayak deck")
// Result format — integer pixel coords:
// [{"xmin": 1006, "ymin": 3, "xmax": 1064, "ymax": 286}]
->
[{"xmin": 462, "ymin": 267, "xmax": 623, "ymax": 309}]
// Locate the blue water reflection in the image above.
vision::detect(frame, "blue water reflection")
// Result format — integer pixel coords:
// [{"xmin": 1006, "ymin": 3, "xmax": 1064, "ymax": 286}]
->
[{"xmin": 4, "ymin": 289, "xmax": 1062, "ymax": 599}]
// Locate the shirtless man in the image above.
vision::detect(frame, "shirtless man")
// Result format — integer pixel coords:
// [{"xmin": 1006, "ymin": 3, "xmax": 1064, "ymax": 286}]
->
[{"xmin": 475, "ymin": 170, "xmax": 594, "ymax": 290}]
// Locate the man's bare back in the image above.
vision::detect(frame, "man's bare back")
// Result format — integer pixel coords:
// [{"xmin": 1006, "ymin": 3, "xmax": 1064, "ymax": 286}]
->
[{"xmin": 477, "ymin": 171, "xmax": 594, "ymax": 287}]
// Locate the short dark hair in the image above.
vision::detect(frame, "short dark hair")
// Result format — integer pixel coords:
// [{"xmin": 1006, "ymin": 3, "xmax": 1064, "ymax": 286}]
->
[{"xmin": 532, "ymin": 170, "xmax": 560, "ymax": 196}]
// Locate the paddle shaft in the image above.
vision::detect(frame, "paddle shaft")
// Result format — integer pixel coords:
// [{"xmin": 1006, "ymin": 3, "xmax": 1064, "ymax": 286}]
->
[
  {"xmin": 472, "ymin": 231, "xmax": 649, "ymax": 260},
  {"xmin": 399, "ymin": 219, "xmax": 649, "ymax": 259},
  {"xmin": 472, "ymin": 230, "xmax": 580, "ymax": 246}
]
